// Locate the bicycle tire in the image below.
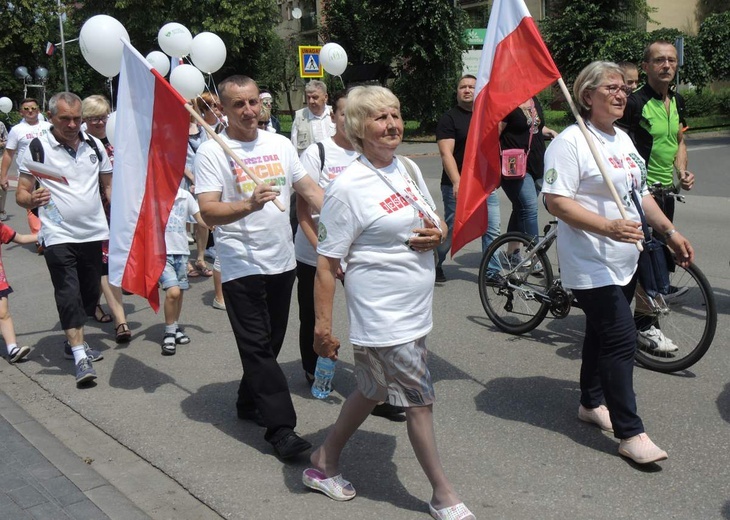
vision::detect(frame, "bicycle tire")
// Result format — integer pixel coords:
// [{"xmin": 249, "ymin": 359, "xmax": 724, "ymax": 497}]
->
[
  {"xmin": 478, "ymin": 232, "xmax": 553, "ymax": 335},
  {"xmin": 634, "ymin": 262, "xmax": 716, "ymax": 373}
]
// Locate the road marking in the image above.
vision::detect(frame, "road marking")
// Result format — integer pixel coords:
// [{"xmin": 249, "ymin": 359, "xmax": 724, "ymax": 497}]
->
[{"xmin": 688, "ymin": 145, "xmax": 728, "ymax": 152}]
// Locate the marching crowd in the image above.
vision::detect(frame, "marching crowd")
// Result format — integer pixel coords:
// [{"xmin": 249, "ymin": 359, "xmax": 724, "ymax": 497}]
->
[{"xmin": 0, "ymin": 38, "xmax": 695, "ymax": 520}]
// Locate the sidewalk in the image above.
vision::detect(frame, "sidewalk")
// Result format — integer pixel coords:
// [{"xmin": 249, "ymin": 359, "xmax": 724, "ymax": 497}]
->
[{"xmin": 0, "ymin": 389, "xmax": 143, "ymax": 519}]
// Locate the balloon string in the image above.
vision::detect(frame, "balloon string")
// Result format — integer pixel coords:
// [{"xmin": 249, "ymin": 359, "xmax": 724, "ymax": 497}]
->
[
  {"xmin": 108, "ymin": 78, "xmax": 115, "ymax": 110},
  {"xmin": 336, "ymin": 75, "xmax": 345, "ymax": 90}
]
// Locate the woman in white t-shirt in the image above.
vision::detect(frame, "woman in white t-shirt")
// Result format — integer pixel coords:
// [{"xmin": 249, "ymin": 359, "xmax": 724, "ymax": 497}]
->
[
  {"xmin": 542, "ymin": 61, "xmax": 694, "ymax": 465},
  {"xmin": 304, "ymin": 86, "xmax": 474, "ymax": 520}
]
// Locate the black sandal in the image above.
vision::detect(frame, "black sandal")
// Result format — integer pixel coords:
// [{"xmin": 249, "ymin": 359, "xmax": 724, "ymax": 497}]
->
[
  {"xmin": 115, "ymin": 323, "xmax": 132, "ymax": 343},
  {"xmin": 94, "ymin": 304, "xmax": 112, "ymax": 323}
]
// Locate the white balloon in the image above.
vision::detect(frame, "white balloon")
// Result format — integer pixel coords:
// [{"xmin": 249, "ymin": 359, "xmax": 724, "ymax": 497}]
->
[
  {"xmin": 106, "ymin": 112, "xmax": 117, "ymax": 147},
  {"xmin": 79, "ymin": 15, "xmax": 130, "ymax": 78},
  {"xmin": 158, "ymin": 23, "xmax": 193, "ymax": 58},
  {"xmin": 146, "ymin": 51, "xmax": 171, "ymax": 77},
  {"xmin": 169, "ymin": 65, "xmax": 205, "ymax": 100},
  {"xmin": 319, "ymin": 43, "xmax": 348, "ymax": 76},
  {"xmin": 190, "ymin": 32, "xmax": 227, "ymax": 74},
  {"xmin": 0, "ymin": 97, "xmax": 12, "ymax": 114}
]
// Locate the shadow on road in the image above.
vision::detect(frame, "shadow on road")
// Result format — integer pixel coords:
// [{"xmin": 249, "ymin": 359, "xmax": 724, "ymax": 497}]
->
[
  {"xmin": 474, "ymin": 375, "xmax": 616, "ymax": 456},
  {"xmin": 717, "ymin": 383, "xmax": 730, "ymax": 424}
]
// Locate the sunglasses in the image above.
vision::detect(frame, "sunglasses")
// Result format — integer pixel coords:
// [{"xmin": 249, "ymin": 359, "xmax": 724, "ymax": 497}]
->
[{"xmin": 22, "ymin": 106, "xmax": 39, "ymax": 112}]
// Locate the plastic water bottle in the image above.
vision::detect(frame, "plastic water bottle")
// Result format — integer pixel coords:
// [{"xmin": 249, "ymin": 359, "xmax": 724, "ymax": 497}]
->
[
  {"xmin": 311, "ymin": 356, "xmax": 336, "ymax": 399},
  {"xmin": 44, "ymin": 197, "xmax": 63, "ymax": 223}
]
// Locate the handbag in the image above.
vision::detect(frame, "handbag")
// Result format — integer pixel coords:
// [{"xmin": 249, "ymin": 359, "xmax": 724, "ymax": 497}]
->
[
  {"xmin": 500, "ymin": 99, "xmax": 536, "ymax": 180},
  {"xmin": 630, "ymin": 190, "xmax": 670, "ymax": 298}
]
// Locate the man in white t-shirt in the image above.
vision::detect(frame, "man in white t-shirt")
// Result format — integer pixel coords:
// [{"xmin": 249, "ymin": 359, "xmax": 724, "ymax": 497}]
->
[
  {"xmin": 16, "ymin": 92, "xmax": 112, "ymax": 387},
  {"xmin": 1, "ymin": 98, "xmax": 51, "ymax": 228},
  {"xmin": 195, "ymin": 75, "xmax": 323, "ymax": 460}
]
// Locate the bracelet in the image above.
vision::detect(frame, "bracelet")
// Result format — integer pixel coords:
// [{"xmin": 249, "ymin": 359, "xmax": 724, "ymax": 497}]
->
[{"xmin": 665, "ymin": 228, "xmax": 677, "ymax": 239}]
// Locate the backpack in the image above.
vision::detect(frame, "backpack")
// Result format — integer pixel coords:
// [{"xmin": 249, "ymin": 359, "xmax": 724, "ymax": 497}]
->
[{"xmin": 29, "ymin": 134, "xmax": 103, "ymax": 164}]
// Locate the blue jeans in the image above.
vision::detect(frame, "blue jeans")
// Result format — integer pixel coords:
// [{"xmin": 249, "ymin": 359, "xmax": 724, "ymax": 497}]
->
[
  {"xmin": 437, "ymin": 185, "xmax": 501, "ymax": 268},
  {"xmin": 501, "ymin": 172, "xmax": 541, "ymax": 239}
]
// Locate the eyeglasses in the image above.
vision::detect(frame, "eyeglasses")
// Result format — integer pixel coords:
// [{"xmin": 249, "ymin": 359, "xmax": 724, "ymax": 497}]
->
[
  {"xmin": 651, "ymin": 57, "xmax": 678, "ymax": 65},
  {"xmin": 85, "ymin": 116, "xmax": 108, "ymax": 124},
  {"xmin": 601, "ymin": 84, "xmax": 632, "ymax": 97},
  {"xmin": 21, "ymin": 106, "xmax": 39, "ymax": 112}
]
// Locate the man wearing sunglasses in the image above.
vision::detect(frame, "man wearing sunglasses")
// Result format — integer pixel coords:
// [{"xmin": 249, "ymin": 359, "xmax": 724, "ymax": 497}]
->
[{"xmin": 0, "ymin": 99, "xmax": 51, "ymax": 223}]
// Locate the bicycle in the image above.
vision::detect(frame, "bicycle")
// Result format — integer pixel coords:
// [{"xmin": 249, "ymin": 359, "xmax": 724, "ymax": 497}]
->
[{"xmin": 477, "ymin": 195, "xmax": 717, "ymax": 373}]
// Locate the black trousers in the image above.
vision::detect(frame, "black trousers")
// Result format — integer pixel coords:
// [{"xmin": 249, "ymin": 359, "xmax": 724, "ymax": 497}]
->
[
  {"xmin": 44, "ymin": 241, "xmax": 103, "ymax": 330},
  {"xmin": 296, "ymin": 261, "xmax": 319, "ymax": 376},
  {"xmin": 222, "ymin": 270, "xmax": 297, "ymax": 442},
  {"xmin": 573, "ymin": 275, "xmax": 644, "ymax": 439}
]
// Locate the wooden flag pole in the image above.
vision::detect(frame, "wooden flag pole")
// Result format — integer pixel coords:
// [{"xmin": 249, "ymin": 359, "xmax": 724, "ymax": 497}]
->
[
  {"xmin": 556, "ymin": 77, "xmax": 642, "ymax": 251},
  {"xmin": 184, "ymin": 103, "xmax": 287, "ymax": 212}
]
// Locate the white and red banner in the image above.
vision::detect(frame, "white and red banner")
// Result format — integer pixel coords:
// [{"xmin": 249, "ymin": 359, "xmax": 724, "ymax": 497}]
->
[
  {"xmin": 109, "ymin": 40, "xmax": 189, "ymax": 312},
  {"xmin": 452, "ymin": 0, "xmax": 561, "ymax": 254}
]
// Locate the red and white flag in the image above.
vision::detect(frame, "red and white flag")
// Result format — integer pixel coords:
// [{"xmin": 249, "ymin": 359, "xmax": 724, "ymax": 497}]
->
[
  {"xmin": 108, "ymin": 40, "xmax": 189, "ymax": 312},
  {"xmin": 452, "ymin": 0, "xmax": 561, "ymax": 254},
  {"xmin": 45, "ymin": 42, "xmax": 55, "ymax": 56}
]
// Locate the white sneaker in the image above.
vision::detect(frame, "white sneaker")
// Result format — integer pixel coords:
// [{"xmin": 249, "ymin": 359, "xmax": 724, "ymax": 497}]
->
[{"xmin": 637, "ymin": 326, "xmax": 679, "ymax": 353}]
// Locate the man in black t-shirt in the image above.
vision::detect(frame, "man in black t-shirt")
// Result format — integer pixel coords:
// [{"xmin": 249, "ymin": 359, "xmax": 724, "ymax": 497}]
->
[{"xmin": 434, "ymin": 75, "xmax": 500, "ymax": 282}]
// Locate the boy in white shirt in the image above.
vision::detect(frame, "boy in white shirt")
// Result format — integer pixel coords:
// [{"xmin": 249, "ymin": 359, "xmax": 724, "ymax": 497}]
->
[{"xmin": 159, "ymin": 188, "xmax": 208, "ymax": 355}]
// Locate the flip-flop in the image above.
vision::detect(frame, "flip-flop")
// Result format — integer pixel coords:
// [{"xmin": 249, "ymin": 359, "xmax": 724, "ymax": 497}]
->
[
  {"xmin": 429, "ymin": 502, "xmax": 475, "ymax": 520},
  {"xmin": 302, "ymin": 468, "xmax": 356, "ymax": 501}
]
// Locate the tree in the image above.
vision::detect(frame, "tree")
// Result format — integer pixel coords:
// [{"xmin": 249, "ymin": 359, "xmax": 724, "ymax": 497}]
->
[
  {"xmin": 0, "ymin": 1, "xmax": 58, "ymax": 106},
  {"xmin": 697, "ymin": 12, "xmax": 730, "ymax": 82},
  {"xmin": 540, "ymin": 0, "xmax": 654, "ymax": 83},
  {"xmin": 321, "ymin": 0, "xmax": 468, "ymax": 131},
  {"xmin": 695, "ymin": 0, "xmax": 730, "ymax": 25}
]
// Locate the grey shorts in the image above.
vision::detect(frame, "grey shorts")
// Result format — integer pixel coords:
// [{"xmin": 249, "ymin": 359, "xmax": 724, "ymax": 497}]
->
[{"xmin": 353, "ymin": 336, "xmax": 434, "ymax": 408}]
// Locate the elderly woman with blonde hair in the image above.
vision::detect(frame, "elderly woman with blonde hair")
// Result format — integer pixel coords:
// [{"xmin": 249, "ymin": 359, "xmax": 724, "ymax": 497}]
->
[
  {"xmin": 81, "ymin": 95, "xmax": 131, "ymax": 343},
  {"xmin": 304, "ymin": 86, "xmax": 474, "ymax": 520}
]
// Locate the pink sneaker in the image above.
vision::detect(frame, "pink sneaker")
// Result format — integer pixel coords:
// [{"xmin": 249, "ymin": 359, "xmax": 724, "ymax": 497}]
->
[
  {"xmin": 578, "ymin": 404, "xmax": 613, "ymax": 432},
  {"xmin": 618, "ymin": 433, "xmax": 668, "ymax": 464}
]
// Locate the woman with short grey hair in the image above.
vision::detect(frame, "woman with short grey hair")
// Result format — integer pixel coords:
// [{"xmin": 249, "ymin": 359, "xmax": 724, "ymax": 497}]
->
[{"xmin": 542, "ymin": 61, "xmax": 694, "ymax": 464}]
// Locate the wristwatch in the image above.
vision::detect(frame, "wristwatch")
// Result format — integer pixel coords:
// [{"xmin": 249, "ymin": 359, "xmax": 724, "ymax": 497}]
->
[{"xmin": 665, "ymin": 228, "xmax": 677, "ymax": 240}]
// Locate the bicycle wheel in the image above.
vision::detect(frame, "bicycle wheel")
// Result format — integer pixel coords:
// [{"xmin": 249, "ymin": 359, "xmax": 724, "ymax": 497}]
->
[
  {"xmin": 478, "ymin": 232, "xmax": 553, "ymax": 335},
  {"xmin": 634, "ymin": 262, "xmax": 717, "ymax": 373}
]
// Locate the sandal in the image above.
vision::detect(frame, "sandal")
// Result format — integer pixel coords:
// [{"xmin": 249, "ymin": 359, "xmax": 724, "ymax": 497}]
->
[
  {"xmin": 194, "ymin": 260, "xmax": 213, "ymax": 277},
  {"xmin": 175, "ymin": 328, "xmax": 191, "ymax": 345},
  {"xmin": 115, "ymin": 323, "xmax": 132, "ymax": 343},
  {"xmin": 161, "ymin": 333, "xmax": 176, "ymax": 355},
  {"xmin": 94, "ymin": 304, "xmax": 113, "ymax": 323},
  {"xmin": 187, "ymin": 263, "xmax": 200, "ymax": 277},
  {"xmin": 302, "ymin": 468, "xmax": 356, "ymax": 501},
  {"xmin": 429, "ymin": 502, "xmax": 475, "ymax": 520}
]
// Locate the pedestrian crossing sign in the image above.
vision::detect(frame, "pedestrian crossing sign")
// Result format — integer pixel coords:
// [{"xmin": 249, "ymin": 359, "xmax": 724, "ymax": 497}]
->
[{"xmin": 299, "ymin": 46, "xmax": 323, "ymax": 78}]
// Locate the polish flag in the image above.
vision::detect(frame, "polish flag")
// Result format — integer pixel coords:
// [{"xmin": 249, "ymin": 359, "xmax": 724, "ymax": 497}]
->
[
  {"xmin": 452, "ymin": 0, "xmax": 561, "ymax": 254},
  {"xmin": 108, "ymin": 40, "xmax": 189, "ymax": 312}
]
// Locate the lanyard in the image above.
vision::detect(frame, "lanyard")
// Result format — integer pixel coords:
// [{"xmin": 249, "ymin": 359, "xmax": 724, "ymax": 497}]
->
[{"xmin": 359, "ymin": 156, "xmax": 441, "ymax": 229}]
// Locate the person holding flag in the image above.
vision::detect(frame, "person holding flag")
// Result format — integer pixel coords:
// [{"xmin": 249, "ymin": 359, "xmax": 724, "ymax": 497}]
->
[
  {"xmin": 542, "ymin": 61, "xmax": 693, "ymax": 465},
  {"xmin": 195, "ymin": 75, "xmax": 324, "ymax": 460}
]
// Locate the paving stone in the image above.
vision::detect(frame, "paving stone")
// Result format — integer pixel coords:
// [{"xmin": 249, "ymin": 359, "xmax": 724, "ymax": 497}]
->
[
  {"xmin": 27, "ymin": 501, "xmax": 71, "ymax": 520},
  {"xmin": 7, "ymin": 484, "xmax": 48, "ymax": 509},
  {"xmin": 63, "ymin": 499, "xmax": 110, "ymax": 520}
]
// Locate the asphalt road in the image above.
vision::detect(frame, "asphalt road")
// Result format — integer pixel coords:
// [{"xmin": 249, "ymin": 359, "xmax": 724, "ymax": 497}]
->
[{"xmin": 0, "ymin": 135, "xmax": 728, "ymax": 520}]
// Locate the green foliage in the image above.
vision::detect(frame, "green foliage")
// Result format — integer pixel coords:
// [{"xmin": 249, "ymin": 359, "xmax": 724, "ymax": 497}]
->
[
  {"xmin": 682, "ymin": 89, "xmax": 720, "ymax": 117},
  {"xmin": 0, "ymin": 0, "xmax": 57, "ymax": 104},
  {"xmin": 541, "ymin": 0, "xmax": 654, "ymax": 84},
  {"xmin": 695, "ymin": 0, "xmax": 730, "ymax": 24},
  {"xmin": 698, "ymin": 12, "xmax": 730, "ymax": 82},
  {"xmin": 321, "ymin": 0, "xmax": 467, "ymax": 131}
]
